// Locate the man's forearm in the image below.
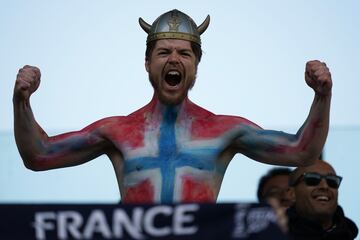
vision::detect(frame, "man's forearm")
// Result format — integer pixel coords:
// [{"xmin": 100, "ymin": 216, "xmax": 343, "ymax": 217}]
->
[
  {"xmin": 13, "ymin": 99, "xmax": 48, "ymax": 169},
  {"xmin": 295, "ymin": 93, "xmax": 331, "ymax": 166}
]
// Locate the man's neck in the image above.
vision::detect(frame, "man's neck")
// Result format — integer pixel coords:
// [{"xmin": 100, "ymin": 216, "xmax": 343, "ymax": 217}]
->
[{"xmin": 148, "ymin": 94, "xmax": 190, "ymax": 116}]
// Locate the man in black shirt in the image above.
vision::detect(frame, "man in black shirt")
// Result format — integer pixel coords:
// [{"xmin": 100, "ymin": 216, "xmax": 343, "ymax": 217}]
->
[{"xmin": 287, "ymin": 159, "xmax": 358, "ymax": 240}]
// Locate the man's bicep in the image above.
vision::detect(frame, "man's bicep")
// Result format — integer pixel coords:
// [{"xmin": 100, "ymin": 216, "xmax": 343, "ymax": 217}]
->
[
  {"xmin": 31, "ymin": 125, "xmax": 110, "ymax": 170},
  {"xmin": 232, "ymin": 126, "xmax": 298, "ymax": 160},
  {"xmin": 47, "ymin": 130, "xmax": 104, "ymax": 153}
]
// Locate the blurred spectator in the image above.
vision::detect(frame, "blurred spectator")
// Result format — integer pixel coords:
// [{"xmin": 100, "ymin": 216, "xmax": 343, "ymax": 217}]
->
[
  {"xmin": 287, "ymin": 159, "xmax": 358, "ymax": 240},
  {"xmin": 257, "ymin": 167, "xmax": 295, "ymax": 208}
]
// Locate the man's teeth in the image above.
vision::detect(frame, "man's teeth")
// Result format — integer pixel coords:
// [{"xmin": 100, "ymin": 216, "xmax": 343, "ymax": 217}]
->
[
  {"xmin": 315, "ymin": 196, "xmax": 329, "ymax": 201},
  {"xmin": 168, "ymin": 71, "xmax": 180, "ymax": 75}
]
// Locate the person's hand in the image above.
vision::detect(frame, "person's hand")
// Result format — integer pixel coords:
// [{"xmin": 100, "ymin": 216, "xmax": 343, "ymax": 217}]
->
[
  {"xmin": 13, "ymin": 65, "xmax": 41, "ymax": 103},
  {"xmin": 267, "ymin": 197, "xmax": 288, "ymax": 234},
  {"xmin": 305, "ymin": 60, "xmax": 332, "ymax": 97}
]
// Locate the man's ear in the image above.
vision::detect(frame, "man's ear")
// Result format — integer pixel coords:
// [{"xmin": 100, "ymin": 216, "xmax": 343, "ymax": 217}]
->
[{"xmin": 145, "ymin": 58, "xmax": 150, "ymax": 72}]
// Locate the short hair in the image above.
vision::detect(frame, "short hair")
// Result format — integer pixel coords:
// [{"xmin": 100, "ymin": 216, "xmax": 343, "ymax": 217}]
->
[
  {"xmin": 145, "ymin": 40, "xmax": 203, "ymax": 63},
  {"xmin": 257, "ymin": 167, "xmax": 292, "ymax": 202}
]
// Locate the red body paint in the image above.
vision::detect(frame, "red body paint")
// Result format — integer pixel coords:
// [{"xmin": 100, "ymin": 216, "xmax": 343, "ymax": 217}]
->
[
  {"xmin": 123, "ymin": 179, "xmax": 154, "ymax": 203},
  {"xmin": 181, "ymin": 177, "xmax": 214, "ymax": 202},
  {"xmin": 272, "ymin": 120, "xmax": 318, "ymax": 154},
  {"xmin": 191, "ymin": 116, "xmax": 256, "ymax": 139}
]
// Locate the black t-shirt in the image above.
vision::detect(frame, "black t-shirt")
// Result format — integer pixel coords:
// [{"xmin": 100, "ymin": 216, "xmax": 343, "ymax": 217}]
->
[{"xmin": 287, "ymin": 205, "xmax": 358, "ymax": 240}]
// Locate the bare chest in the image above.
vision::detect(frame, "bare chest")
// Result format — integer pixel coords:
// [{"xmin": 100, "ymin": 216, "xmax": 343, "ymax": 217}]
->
[{"xmin": 108, "ymin": 113, "xmax": 236, "ymax": 203}]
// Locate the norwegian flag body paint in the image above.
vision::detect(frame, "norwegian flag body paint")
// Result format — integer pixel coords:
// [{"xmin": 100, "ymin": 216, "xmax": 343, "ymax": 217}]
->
[{"xmin": 115, "ymin": 98, "xmax": 259, "ymax": 203}]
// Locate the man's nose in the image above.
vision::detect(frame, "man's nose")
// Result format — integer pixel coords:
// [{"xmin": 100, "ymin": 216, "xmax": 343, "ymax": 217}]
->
[
  {"xmin": 318, "ymin": 178, "xmax": 329, "ymax": 188},
  {"xmin": 282, "ymin": 188, "xmax": 295, "ymax": 203},
  {"xmin": 168, "ymin": 52, "xmax": 180, "ymax": 63}
]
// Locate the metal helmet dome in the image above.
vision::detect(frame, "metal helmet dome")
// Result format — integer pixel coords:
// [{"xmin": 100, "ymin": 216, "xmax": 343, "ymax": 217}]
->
[{"xmin": 139, "ymin": 9, "xmax": 210, "ymax": 45}]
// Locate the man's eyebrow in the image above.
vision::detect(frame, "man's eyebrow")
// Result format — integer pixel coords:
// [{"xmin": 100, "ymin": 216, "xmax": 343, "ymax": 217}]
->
[
  {"xmin": 178, "ymin": 49, "xmax": 194, "ymax": 55},
  {"xmin": 156, "ymin": 47, "xmax": 192, "ymax": 52},
  {"xmin": 155, "ymin": 47, "xmax": 170, "ymax": 52}
]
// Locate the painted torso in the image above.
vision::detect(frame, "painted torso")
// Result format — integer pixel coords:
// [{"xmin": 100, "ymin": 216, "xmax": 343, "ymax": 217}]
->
[{"xmin": 101, "ymin": 97, "xmax": 255, "ymax": 203}]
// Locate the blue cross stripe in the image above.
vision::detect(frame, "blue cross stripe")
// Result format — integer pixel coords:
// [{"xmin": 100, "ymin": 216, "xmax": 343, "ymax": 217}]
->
[{"xmin": 124, "ymin": 107, "xmax": 223, "ymax": 203}]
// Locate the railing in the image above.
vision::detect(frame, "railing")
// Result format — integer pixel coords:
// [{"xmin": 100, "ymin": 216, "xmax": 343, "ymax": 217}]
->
[{"xmin": 0, "ymin": 203, "xmax": 288, "ymax": 240}]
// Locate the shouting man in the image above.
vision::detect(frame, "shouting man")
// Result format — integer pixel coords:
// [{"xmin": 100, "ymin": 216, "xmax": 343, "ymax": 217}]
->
[{"xmin": 13, "ymin": 10, "xmax": 332, "ymax": 203}]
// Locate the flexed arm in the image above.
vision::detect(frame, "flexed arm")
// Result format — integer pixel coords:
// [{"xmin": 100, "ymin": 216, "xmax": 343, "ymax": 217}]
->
[
  {"xmin": 13, "ymin": 65, "xmax": 109, "ymax": 170},
  {"xmin": 233, "ymin": 60, "xmax": 332, "ymax": 167}
]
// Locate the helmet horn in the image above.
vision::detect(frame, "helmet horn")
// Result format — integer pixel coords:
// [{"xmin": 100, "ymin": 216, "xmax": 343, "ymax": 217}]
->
[
  {"xmin": 139, "ymin": 17, "xmax": 151, "ymax": 33},
  {"xmin": 197, "ymin": 15, "xmax": 210, "ymax": 35}
]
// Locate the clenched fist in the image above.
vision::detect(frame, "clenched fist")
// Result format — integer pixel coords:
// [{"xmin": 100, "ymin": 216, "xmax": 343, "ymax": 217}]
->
[
  {"xmin": 305, "ymin": 60, "xmax": 332, "ymax": 96},
  {"xmin": 13, "ymin": 65, "xmax": 41, "ymax": 103}
]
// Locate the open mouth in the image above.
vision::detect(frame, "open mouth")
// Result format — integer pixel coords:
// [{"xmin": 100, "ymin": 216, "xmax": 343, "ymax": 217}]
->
[{"xmin": 165, "ymin": 70, "xmax": 182, "ymax": 87}]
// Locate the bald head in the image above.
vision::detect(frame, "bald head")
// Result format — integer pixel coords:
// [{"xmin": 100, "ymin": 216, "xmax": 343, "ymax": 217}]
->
[{"xmin": 290, "ymin": 159, "xmax": 336, "ymax": 186}]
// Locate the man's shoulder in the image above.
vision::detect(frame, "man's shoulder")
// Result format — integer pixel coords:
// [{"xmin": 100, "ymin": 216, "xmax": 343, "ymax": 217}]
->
[
  {"xmin": 335, "ymin": 206, "xmax": 358, "ymax": 239},
  {"xmin": 95, "ymin": 116, "xmax": 128, "ymax": 124},
  {"xmin": 90, "ymin": 116, "xmax": 137, "ymax": 131},
  {"xmin": 186, "ymin": 100, "xmax": 257, "ymax": 126},
  {"xmin": 199, "ymin": 114, "xmax": 260, "ymax": 131}
]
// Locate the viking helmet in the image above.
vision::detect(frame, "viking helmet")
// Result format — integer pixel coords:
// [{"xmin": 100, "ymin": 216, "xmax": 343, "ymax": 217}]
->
[{"xmin": 139, "ymin": 9, "xmax": 210, "ymax": 45}]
